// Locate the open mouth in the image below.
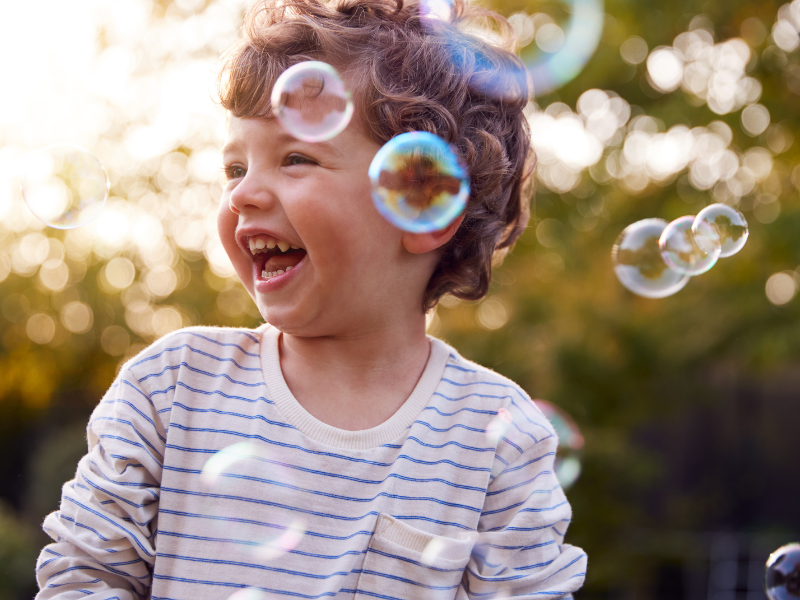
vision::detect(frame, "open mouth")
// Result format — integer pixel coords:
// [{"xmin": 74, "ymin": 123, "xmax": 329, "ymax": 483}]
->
[{"xmin": 244, "ymin": 234, "xmax": 307, "ymax": 280}]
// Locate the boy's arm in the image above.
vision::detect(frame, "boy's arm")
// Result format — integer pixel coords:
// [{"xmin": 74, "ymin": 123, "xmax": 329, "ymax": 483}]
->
[
  {"xmin": 35, "ymin": 365, "xmax": 166, "ymax": 600},
  {"xmin": 459, "ymin": 430, "xmax": 587, "ymax": 599}
]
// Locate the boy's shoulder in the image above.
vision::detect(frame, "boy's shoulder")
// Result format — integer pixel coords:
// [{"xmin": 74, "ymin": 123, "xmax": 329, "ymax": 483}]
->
[
  {"xmin": 433, "ymin": 338, "xmax": 557, "ymax": 447},
  {"xmin": 123, "ymin": 324, "xmax": 267, "ymax": 380}
]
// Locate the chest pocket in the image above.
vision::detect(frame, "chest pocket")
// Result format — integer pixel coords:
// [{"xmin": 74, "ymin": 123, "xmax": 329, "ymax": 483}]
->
[{"xmin": 354, "ymin": 514, "xmax": 478, "ymax": 599}]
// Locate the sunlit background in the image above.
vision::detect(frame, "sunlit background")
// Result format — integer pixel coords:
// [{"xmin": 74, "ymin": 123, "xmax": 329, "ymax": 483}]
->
[{"xmin": 1, "ymin": 0, "xmax": 800, "ymax": 598}]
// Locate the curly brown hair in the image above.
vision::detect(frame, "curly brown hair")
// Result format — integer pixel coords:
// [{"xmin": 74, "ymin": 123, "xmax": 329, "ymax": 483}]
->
[{"xmin": 218, "ymin": 0, "xmax": 534, "ymax": 311}]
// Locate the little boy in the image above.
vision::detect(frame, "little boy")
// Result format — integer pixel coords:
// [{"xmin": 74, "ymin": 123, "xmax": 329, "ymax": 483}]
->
[{"xmin": 36, "ymin": 0, "xmax": 587, "ymax": 598}]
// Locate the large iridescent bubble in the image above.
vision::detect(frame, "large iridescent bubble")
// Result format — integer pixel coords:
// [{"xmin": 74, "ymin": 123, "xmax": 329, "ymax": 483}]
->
[
  {"xmin": 659, "ymin": 215, "xmax": 720, "ymax": 276},
  {"xmin": 21, "ymin": 144, "xmax": 109, "ymax": 229},
  {"xmin": 369, "ymin": 131, "xmax": 469, "ymax": 233},
  {"xmin": 524, "ymin": 0, "xmax": 606, "ymax": 97},
  {"xmin": 691, "ymin": 203, "xmax": 749, "ymax": 258},
  {"xmin": 271, "ymin": 61, "xmax": 354, "ymax": 143},
  {"xmin": 612, "ymin": 219, "xmax": 690, "ymax": 298},
  {"xmin": 536, "ymin": 400, "xmax": 584, "ymax": 490},
  {"xmin": 765, "ymin": 543, "xmax": 800, "ymax": 600}
]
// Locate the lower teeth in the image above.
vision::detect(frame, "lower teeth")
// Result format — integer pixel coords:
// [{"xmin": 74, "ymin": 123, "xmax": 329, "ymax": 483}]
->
[{"xmin": 261, "ymin": 266, "xmax": 293, "ymax": 279}]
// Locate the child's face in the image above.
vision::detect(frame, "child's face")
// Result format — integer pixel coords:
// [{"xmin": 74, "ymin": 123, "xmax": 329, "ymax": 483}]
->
[{"xmin": 218, "ymin": 116, "xmax": 427, "ymax": 335}]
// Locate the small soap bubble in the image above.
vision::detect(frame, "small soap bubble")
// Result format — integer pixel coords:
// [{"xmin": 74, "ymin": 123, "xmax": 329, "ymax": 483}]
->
[
  {"xmin": 421, "ymin": 537, "xmax": 448, "ymax": 566},
  {"xmin": 254, "ymin": 518, "xmax": 306, "ymax": 561},
  {"xmin": 369, "ymin": 131, "xmax": 469, "ymax": 233},
  {"xmin": 536, "ymin": 400, "xmax": 584, "ymax": 490},
  {"xmin": 227, "ymin": 589, "xmax": 270, "ymax": 600},
  {"xmin": 692, "ymin": 203, "xmax": 749, "ymax": 258},
  {"xmin": 612, "ymin": 219, "xmax": 690, "ymax": 298},
  {"xmin": 486, "ymin": 407, "xmax": 513, "ymax": 445},
  {"xmin": 271, "ymin": 61, "xmax": 354, "ymax": 143},
  {"xmin": 420, "ymin": 0, "xmax": 454, "ymax": 23},
  {"xmin": 200, "ymin": 442, "xmax": 303, "ymax": 562},
  {"xmin": 21, "ymin": 144, "xmax": 109, "ymax": 229},
  {"xmin": 765, "ymin": 543, "xmax": 800, "ymax": 600},
  {"xmin": 659, "ymin": 215, "xmax": 720, "ymax": 276}
]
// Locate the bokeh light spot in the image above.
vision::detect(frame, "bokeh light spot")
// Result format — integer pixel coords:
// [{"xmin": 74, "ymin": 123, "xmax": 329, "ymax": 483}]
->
[{"xmin": 765, "ymin": 272, "xmax": 797, "ymax": 306}]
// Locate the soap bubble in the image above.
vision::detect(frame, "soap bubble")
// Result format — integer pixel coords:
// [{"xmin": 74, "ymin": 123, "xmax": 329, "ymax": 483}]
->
[
  {"xmin": 485, "ymin": 407, "xmax": 513, "ymax": 445},
  {"xmin": 420, "ymin": 0, "xmax": 453, "ymax": 24},
  {"xmin": 20, "ymin": 144, "xmax": 109, "ymax": 229},
  {"xmin": 227, "ymin": 589, "xmax": 271, "ymax": 600},
  {"xmin": 525, "ymin": 0, "xmax": 605, "ymax": 97},
  {"xmin": 200, "ymin": 442, "xmax": 305, "ymax": 562},
  {"xmin": 612, "ymin": 219, "xmax": 690, "ymax": 298},
  {"xmin": 369, "ymin": 131, "xmax": 469, "ymax": 233},
  {"xmin": 659, "ymin": 215, "xmax": 720, "ymax": 276},
  {"xmin": 692, "ymin": 203, "xmax": 749, "ymax": 258},
  {"xmin": 765, "ymin": 543, "xmax": 800, "ymax": 600},
  {"xmin": 270, "ymin": 61, "xmax": 354, "ymax": 143},
  {"xmin": 535, "ymin": 400, "xmax": 584, "ymax": 490}
]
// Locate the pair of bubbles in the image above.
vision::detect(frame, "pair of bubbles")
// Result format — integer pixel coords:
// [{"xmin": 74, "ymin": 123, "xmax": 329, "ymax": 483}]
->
[
  {"xmin": 272, "ymin": 61, "xmax": 469, "ymax": 233},
  {"xmin": 485, "ymin": 401, "xmax": 584, "ymax": 490},
  {"xmin": 612, "ymin": 204, "xmax": 749, "ymax": 298}
]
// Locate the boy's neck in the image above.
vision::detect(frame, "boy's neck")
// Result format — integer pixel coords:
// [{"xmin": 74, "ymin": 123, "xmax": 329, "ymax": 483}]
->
[{"xmin": 277, "ymin": 316, "xmax": 432, "ymax": 431}]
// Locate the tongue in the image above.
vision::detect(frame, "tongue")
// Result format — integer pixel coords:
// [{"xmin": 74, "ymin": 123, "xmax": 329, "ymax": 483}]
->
[{"xmin": 264, "ymin": 250, "xmax": 305, "ymax": 272}]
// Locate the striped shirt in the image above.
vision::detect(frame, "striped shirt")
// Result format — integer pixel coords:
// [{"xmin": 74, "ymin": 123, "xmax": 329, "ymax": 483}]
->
[{"xmin": 36, "ymin": 323, "xmax": 587, "ymax": 600}]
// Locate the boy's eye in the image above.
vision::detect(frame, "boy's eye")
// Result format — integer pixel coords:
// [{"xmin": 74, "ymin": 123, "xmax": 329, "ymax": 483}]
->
[
  {"xmin": 224, "ymin": 165, "xmax": 246, "ymax": 180},
  {"xmin": 285, "ymin": 154, "xmax": 316, "ymax": 167}
]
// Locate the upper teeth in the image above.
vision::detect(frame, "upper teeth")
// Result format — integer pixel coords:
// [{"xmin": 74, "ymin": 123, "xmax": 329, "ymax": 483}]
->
[{"xmin": 247, "ymin": 235, "xmax": 301, "ymax": 255}]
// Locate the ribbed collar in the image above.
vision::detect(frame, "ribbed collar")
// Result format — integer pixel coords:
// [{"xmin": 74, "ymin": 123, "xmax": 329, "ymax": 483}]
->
[{"xmin": 258, "ymin": 324, "xmax": 450, "ymax": 450}]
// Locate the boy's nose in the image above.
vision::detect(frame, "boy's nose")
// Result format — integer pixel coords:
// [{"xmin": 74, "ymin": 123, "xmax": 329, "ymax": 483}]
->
[{"xmin": 228, "ymin": 176, "xmax": 278, "ymax": 214}]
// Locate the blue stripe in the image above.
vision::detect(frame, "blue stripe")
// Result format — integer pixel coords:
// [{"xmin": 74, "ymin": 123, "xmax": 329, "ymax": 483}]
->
[
  {"xmin": 157, "ymin": 530, "xmax": 366, "ymax": 560},
  {"xmin": 98, "ymin": 434, "xmax": 163, "ymax": 467},
  {"xmin": 152, "ymin": 573, "xmax": 343, "ymax": 599},
  {"xmin": 366, "ymin": 547, "xmax": 464, "ymax": 573},
  {"xmin": 165, "ymin": 427, "xmax": 491, "ymax": 473},
  {"xmin": 62, "ymin": 497, "xmax": 155, "ymax": 557},
  {"xmin": 160, "ymin": 487, "xmax": 472, "ymax": 530},
  {"xmin": 158, "ymin": 552, "xmax": 354, "ymax": 580},
  {"xmin": 158, "ymin": 509, "xmax": 374, "ymax": 541},
  {"xmin": 171, "ymin": 401, "xmax": 291, "ymax": 429},
  {"xmin": 100, "ymin": 397, "xmax": 165, "ymax": 442},
  {"xmin": 142, "ymin": 362, "xmax": 265, "ymax": 391},
  {"xmin": 133, "ymin": 343, "xmax": 261, "ymax": 373},
  {"xmin": 90, "ymin": 417, "xmax": 164, "ymax": 457},
  {"xmin": 183, "ymin": 330, "xmax": 260, "ymax": 357}
]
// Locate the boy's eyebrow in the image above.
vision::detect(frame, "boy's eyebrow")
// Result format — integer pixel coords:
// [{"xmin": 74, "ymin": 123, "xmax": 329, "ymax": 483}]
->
[
  {"xmin": 274, "ymin": 131, "xmax": 344, "ymax": 157},
  {"xmin": 221, "ymin": 132, "xmax": 345, "ymax": 158},
  {"xmin": 221, "ymin": 139, "xmax": 241, "ymax": 157}
]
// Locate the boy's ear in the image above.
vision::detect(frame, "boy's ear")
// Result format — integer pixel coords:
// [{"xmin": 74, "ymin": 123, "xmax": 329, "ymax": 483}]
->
[{"xmin": 402, "ymin": 215, "xmax": 465, "ymax": 254}]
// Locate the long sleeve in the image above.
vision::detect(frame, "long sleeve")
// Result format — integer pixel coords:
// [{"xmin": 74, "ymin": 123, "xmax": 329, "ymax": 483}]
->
[
  {"xmin": 35, "ymin": 366, "xmax": 167, "ymax": 600},
  {"xmin": 458, "ymin": 408, "xmax": 587, "ymax": 599}
]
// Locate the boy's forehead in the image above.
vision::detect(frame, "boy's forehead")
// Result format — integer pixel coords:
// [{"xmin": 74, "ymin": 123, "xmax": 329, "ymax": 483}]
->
[{"xmin": 223, "ymin": 114, "xmax": 370, "ymax": 158}]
